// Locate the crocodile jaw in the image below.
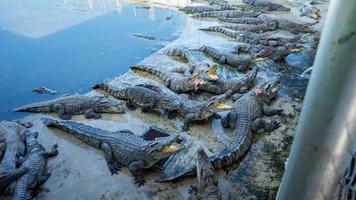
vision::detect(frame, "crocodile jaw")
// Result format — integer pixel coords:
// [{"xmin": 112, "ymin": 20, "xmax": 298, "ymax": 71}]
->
[{"xmin": 214, "ymin": 102, "xmax": 233, "ymax": 109}]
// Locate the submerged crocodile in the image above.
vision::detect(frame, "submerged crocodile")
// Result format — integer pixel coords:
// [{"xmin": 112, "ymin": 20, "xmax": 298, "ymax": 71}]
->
[
  {"xmin": 12, "ymin": 94, "xmax": 125, "ymax": 120},
  {"xmin": 192, "ymin": 10, "xmax": 260, "ymax": 18},
  {"xmin": 240, "ymin": 0, "xmax": 290, "ymax": 12},
  {"xmin": 157, "ymin": 79, "xmax": 281, "ymax": 182},
  {"xmin": 180, "ymin": 5, "xmax": 222, "ymax": 14},
  {"xmin": 201, "ymin": 27, "xmax": 299, "ymax": 46},
  {"xmin": 13, "ymin": 130, "xmax": 58, "ymax": 200},
  {"xmin": 188, "ymin": 148, "xmax": 221, "ymax": 200},
  {"xmin": 32, "ymin": 87, "xmax": 57, "ymax": 95},
  {"xmin": 0, "ymin": 121, "xmax": 26, "ymax": 192},
  {"xmin": 42, "ymin": 119, "xmax": 180, "ymax": 186},
  {"xmin": 93, "ymin": 83, "xmax": 181, "ymax": 112},
  {"xmin": 199, "ymin": 45, "xmax": 252, "ymax": 71}
]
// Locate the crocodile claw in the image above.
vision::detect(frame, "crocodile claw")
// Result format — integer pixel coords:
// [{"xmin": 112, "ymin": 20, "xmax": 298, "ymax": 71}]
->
[
  {"xmin": 134, "ymin": 175, "xmax": 145, "ymax": 186},
  {"xmin": 108, "ymin": 161, "xmax": 121, "ymax": 175}
]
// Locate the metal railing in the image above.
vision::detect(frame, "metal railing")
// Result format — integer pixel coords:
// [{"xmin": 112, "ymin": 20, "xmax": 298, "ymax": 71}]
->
[{"xmin": 276, "ymin": 0, "xmax": 356, "ymax": 199}]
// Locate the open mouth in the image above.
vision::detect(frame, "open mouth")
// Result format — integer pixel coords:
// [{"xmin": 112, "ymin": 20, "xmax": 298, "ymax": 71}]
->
[
  {"xmin": 288, "ymin": 47, "xmax": 304, "ymax": 52},
  {"xmin": 271, "ymin": 87, "xmax": 278, "ymax": 93},
  {"xmin": 214, "ymin": 102, "xmax": 233, "ymax": 109},
  {"xmin": 207, "ymin": 66, "xmax": 219, "ymax": 81},
  {"xmin": 161, "ymin": 143, "xmax": 180, "ymax": 153},
  {"xmin": 311, "ymin": 12, "xmax": 319, "ymax": 19},
  {"xmin": 254, "ymin": 57, "xmax": 266, "ymax": 61},
  {"xmin": 194, "ymin": 79, "xmax": 207, "ymax": 91}
]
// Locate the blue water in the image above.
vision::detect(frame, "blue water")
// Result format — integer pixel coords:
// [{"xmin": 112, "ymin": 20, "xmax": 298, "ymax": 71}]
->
[{"xmin": 0, "ymin": 0, "xmax": 187, "ymax": 120}]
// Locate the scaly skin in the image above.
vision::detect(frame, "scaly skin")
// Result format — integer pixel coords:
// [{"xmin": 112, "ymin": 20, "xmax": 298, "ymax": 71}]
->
[
  {"xmin": 12, "ymin": 95, "xmax": 125, "ymax": 120},
  {"xmin": 165, "ymin": 48, "xmax": 212, "ymax": 79},
  {"xmin": 218, "ymin": 17, "xmax": 265, "ymax": 25},
  {"xmin": 0, "ymin": 168, "xmax": 28, "ymax": 194},
  {"xmin": 199, "ymin": 67, "xmax": 258, "ymax": 94},
  {"xmin": 257, "ymin": 14, "xmax": 316, "ymax": 34},
  {"xmin": 157, "ymin": 79, "xmax": 281, "ymax": 182},
  {"xmin": 42, "ymin": 118, "xmax": 180, "ymax": 186},
  {"xmin": 180, "ymin": 6, "xmax": 222, "ymax": 14},
  {"xmin": 221, "ymin": 21, "xmax": 278, "ymax": 33},
  {"xmin": 192, "ymin": 10, "xmax": 260, "ymax": 18},
  {"xmin": 130, "ymin": 64, "xmax": 197, "ymax": 93},
  {"xmin": 199, "ymin": 45, "xmax": 252, "ymax": 71},
  {"xmin": 235, "ymin": 44, "xmax": 297, "ymax": 62},
  {"xmin": 189, "ymin": 148, "xmax": 221, "ymax": 200},
  {"xmin": 13, "ymin": 130, "xmax": 58, "ymax": 200},
  {"xmin": 138, "ymin": 83, "xmax": 233, "ymax": 131},
  {"xmin": 201, "ymin": 26, "xmax": 299, "ymax": 46},
  {"xmin": 240, "ymin": 0, "xmax": 290, "ymax": 11},
  {"xmin": 93, "ymin": 82, "xmax": 182, "ymax": 112},
  {"xmin": 0, "ymin": 121, "xmax": 26, "ymax": 192},
  {"xmin": 299, "ymin": 2, "xmax": 320, "ymax": 19}
]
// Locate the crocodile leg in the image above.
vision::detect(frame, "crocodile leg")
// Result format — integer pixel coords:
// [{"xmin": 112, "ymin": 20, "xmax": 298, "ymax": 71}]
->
[
  {"xmin": 0, "ymin": 168, "xmax": 28, "ymax": 193},
  {"xmin": 101, "ymin": 143, "xmax": 121, "ymax": 175},
  {"xmin": 141, "ymin": 100, "xmax": 157, "ymax": 113},
  {"xmin": 42, "ymin": 144, "xmax": 59, "ymax": 158},
  {"xmin": 263, "ymin": 104, "xmax": 282, "ymax": 116},
  {"xmin": 126, "ymin": 100, "xmax": 137, "ymax": 111},
  {"xmin": 182, "ymin": 115, "xmax": 193, "ymax": 132},
  {"xmin": 0, "ymin": 142, "xmax": 6, "ymax": 160},
  {"xmin": 84, "ymin": 108, "xmax": 102, "ymax": 119},
  {"xmin": 221, "ymin": 111, "xmax": 238, "ymax": 129},
  {"xmin": 128, "ymin": 160, "xmax": 145, "ymax": 186},
  {"xmin": 166, "ymin": 110, "xmax": 178, "ymax": 119},
  {"xmin": 251, "ymin": 118, "xmax": 280, "ymax": 133},
  {"xmin": 53, "ymin": 103, "xmax": 72, "ymax": 120},
  {"xmin": 36, "ymin": 173, "xmax": 51, "ymax": 187}
]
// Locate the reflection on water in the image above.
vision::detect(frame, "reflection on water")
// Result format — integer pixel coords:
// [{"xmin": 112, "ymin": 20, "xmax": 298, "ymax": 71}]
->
[{"xmin": 0, "ymin": 0, "xmax": 187, "ymax": 120}]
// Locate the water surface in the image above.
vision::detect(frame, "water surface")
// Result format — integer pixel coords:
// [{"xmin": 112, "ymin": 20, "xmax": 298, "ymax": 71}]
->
[{"xmin": 0, "ymin": 0, "xmax": 187, "ymax": 120}]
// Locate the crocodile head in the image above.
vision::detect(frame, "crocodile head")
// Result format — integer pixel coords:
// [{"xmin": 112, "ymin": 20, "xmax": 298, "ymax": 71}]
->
[
  {"xmin": 145, "ymin": 134, "xmax": 181, "ymax": 167},
  {"xmin": 255, "ymin": 79, "xmax": 280, "ymax": 103},
  {"xmin": 203, "ymin": 90, "xmax": 234, "ymax": 114},
  {"xmin": 94, "ymin": 97, "xmax": 125, "ymax": 114},
  {"xmin": 23, "ymin": 130, "xmax": 44, "ymax": 152}
]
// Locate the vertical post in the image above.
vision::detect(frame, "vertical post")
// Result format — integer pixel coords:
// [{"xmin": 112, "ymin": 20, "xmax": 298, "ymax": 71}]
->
[{"xmin": 277, "ymin": 0, "xmax": 356, "ymax": 199}]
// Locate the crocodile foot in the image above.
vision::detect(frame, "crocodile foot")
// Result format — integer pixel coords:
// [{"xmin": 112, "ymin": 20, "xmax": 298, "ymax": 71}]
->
[{"xmin": 107, "ymin": 161, "xmax": 122, "ymax": 175}]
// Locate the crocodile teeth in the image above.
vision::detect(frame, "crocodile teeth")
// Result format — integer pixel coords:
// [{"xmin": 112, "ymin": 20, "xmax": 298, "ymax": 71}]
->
[{"xmin": 161, "ymin": 145, "xmax": 180, "ymax": 153}]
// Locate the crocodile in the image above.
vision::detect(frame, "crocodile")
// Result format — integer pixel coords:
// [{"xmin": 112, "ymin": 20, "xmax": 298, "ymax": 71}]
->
[
  {"xmin": 157, "ymin": 79, "xmax": 281, "ymax": 182},
  {"xmin": 192, "ymin": 10, "xmax": 260, "ymax": 18},
  {"xmin": 199, "ymin": 67, "xmax": 258, "ymax": 94},
  {"xmin": 32, "ymin": 87, "xmax": 57, "ymax": 95},
  {"xmin": 218, "ymin": 17, "xmax": 264, "ymax": 24},
  {"xmin": 201, "ymin": 27, "xmax": 299, "ymax": 46},
  {"xmin": 235, "ymin": 44, "xmax": 301, "ymax": 62},
  {"xmin": 165, "ymin": 48, "xmax": 215, "ymax": 81},
  {"xmin": 180, "ymin": 5, "xmax": 222, "ymax": 14},
  {"xmin": 220, "ymin": 21, "xmax": 278, "ymax": 33},
  {"xmin": 257, "ymin": 14, "xmax": 316, "ymax": 34},
  {"xmin": 93, "ymin": 83, "xmax": 182, "ymax": 112},
  {"xmin": 137, "ymin": 82, "xmax": 234, "ymax": 131},
  {"xmin": 131, "ymin": 64, "xmax": 205, "ymax": 93},
  {"xmin": 0, "ymin": 121, "xmax": 26, "ymax": 193},
  {"xmin": 188, "ymin": 148, "xmax": 221, "ymax": 200},
  {"xmin": 12, "ymin": 130, "xmax": 58, "ymax": 200},
  {"xmin": 42, "ymin": 118, "xmax": 180, "ymax": 186},
  {"xmin": 199, "ymin": 45, "xmax": 252, "ymax": 71},
  {"xmin": 240, "ymin": 0, "xmax": 290, "ymax": 12},
  {"xmin": 12, "ymin": 94, "xmax": 125, "ymax": 120},
  {"xmin": 299, "ymin": 2, "xmax": 320, "ymax": 19}
]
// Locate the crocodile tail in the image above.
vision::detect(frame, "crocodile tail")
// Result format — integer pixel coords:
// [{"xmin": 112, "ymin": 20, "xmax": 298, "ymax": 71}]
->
[
  {"xmin": 210, "ymin": 129, "xmax": 253, "ymax": 169},
  {"xmin": 131, "ymin": 65, "xmax": 170, "ymax": 83},
  {"xmin": 0, "ymin": 168, "xmax": 28, "ymax": 192},
  {"xmin": 12, "ymin": 101, "xmax": 51, "ymax": 113},
  {"xmin": 155, "ymin": 166, "xmax": 196, "ymax": 182}
]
